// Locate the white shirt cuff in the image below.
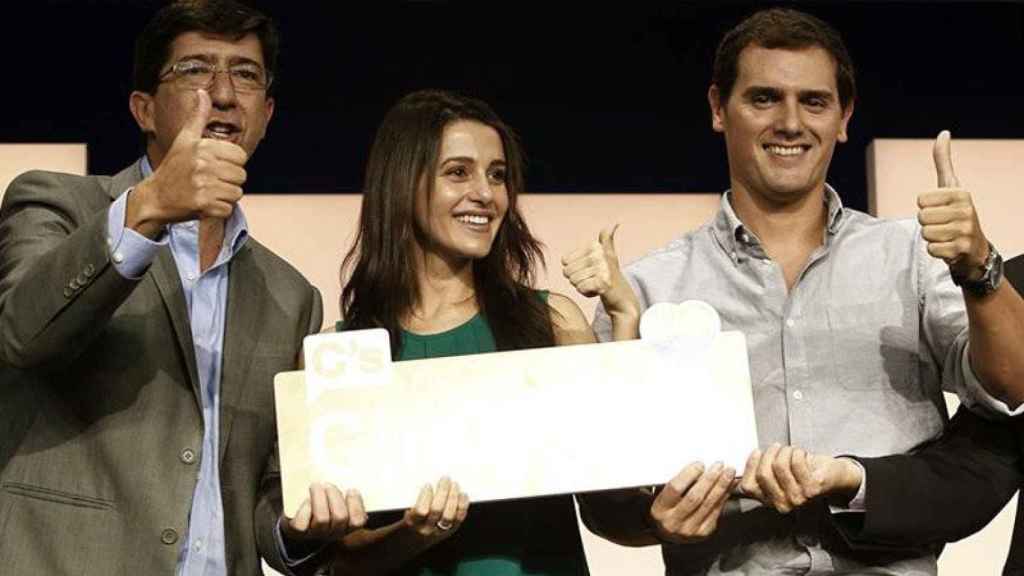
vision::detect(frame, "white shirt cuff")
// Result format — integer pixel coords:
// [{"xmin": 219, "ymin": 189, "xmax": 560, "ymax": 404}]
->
[
  {"xmin": 274, "ymin": 518, "xmax": 326, "ymax": 570},
  {"xmin": 958, "ymin": 344, "xmax": 1024, "ymax": 418},
  {"xmin": 106, "ymin": 188, "xmax": 166, "ymax": 279}
]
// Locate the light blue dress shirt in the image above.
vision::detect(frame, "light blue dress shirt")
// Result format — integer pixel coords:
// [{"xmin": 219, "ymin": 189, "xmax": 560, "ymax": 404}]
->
[{"xmin": 106, "ymin": 157, "xmax": 248, "ymax": 576}]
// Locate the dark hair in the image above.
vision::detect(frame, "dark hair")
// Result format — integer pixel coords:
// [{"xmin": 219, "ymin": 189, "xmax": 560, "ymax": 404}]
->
[
  {"xmin": 712, "ymin": 8, "xmax": 856, "ymax": 110},
  {"xmin": 133, "ymin": 0, "xmax": 279, "ymax": 95},
  {"xmin": 341, "ymin": 90, "xmax": 554, "ymax": 357}
]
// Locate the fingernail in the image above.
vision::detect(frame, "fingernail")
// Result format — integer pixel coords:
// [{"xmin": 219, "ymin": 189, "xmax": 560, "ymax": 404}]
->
[{"xmin": 710, "ymin": 462, "xmax": 723, "ymax": 473}]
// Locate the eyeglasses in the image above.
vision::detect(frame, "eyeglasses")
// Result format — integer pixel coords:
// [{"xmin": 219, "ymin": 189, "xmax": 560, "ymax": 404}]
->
[{"xmin": 159, "ymin": 59, "xmax": 272, "ymax": 93}]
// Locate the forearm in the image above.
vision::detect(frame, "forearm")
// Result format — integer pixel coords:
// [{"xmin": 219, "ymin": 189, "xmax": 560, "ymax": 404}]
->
[
  {"xmin": 576, "ymin": 488, "xmax": 659, "ymax": 547},
  {"xmin": 333, "ymin": 521, "xmax": 433, "ymax": 575},
  {"xmin": 965, "ymin": 281, "xmax": 1024, "ymax": 407},
  {"xmin": 0, "ymin": 179, "xmax": 138, "ymax": 368}
]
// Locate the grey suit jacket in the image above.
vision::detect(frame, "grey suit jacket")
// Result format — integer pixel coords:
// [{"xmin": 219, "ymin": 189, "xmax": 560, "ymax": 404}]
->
[{"xmin": 0, "ymin": 161, "xmax": 323, "ymax": 575}]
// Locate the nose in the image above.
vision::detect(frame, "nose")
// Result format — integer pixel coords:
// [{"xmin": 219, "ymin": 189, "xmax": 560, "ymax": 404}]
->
[
  {"xmin": 774, "ymin": 98, "xmax": 802, "ymax": 138},
  {"xmin": 207, "ymin": 70, "xmax": 238, "ymax": 109},
  {"xmin": 469, "ymin": 172, "xmax": 495, "ymax": 204}
]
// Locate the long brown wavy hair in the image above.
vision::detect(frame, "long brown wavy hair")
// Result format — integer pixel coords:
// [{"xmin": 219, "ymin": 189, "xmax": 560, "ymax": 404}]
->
[{"xmin": 340, "ymin": 90, "xmax": 554, "ymax": 357}]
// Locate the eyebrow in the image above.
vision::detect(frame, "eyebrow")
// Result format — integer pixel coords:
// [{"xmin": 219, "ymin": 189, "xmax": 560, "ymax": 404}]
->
[
  {"xmin": 176, "ymin": 53, "xmax": 265, "ymax": 68},
  {"xmin": 742, "ymin": 85, "xmax": 836, "ymax": 101}
]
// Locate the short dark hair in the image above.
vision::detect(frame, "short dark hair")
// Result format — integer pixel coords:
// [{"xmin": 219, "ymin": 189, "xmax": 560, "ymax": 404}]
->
[
  {"xmin": 133, "ymin": 0, "xmax": 279, "ymax": 95},
  {"xmin": 712, "ymin": 8, "xmax": 856, "ymax": 110}
]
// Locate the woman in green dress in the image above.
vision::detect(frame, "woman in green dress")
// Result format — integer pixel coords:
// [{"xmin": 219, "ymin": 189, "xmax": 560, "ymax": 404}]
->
[{"xmin": 332, "ymin": 89, "xmax": 640, "ymax": 575}]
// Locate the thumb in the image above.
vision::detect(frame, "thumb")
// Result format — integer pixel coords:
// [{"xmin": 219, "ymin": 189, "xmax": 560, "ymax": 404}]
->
[
  {"xmin": 179, "ymin": 89, "xmax": 212, "ymax": 141},
  {"xmin": 932, "ymin": 129, "xmax": 960, "ymax": 188},
  {"xmin": 599, "ymin": 223, "xmax": 620, "ymax": 255}
]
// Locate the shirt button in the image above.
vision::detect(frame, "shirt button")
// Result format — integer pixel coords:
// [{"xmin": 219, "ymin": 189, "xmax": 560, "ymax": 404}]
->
[
  {"xmin": 106, "ymin": 236, "xmax": 114, "ymax": 247},
  {"xmin": 63, "ymin": 287, "xmax": 74, "ymax": 299},
  {"xmin": 84, "ymin": 264, "xmax": 96, "ymax": 278},
  {"xmin": 793, "ymin": 390, "xmax": 804, "ymax": 400},
  {"xmin": 193, "ymin": 539, "xmax": 204, "ymax": 552},
  {"xmin": 786, "ymin": 318, "xmax": 795, "ymax": 328},
  {"xmin": 186, "ymin": 273, "xmax": 196, "ymax": 282},
  {"xmin": 160, "ymin": 528, "xmax": 178, "ymax": 545},
  {"xmin": 112, "ymin": 251, "xmax": 125, "ymax": 264},
  {"xmin": 180, "ymin": 448, "xmax": 196, "ymax": 464}
]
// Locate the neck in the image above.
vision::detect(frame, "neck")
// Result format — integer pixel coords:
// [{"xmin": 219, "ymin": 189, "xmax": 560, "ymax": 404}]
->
[
  {"xmin": 730, "ymin": 184, "xmax": 827, "ymax": 251},
  {"xmin": 199, "ymin": 218, "xmax": 226, "ymax": 272},
  {"xmin": 406, "ymin": 244, "xmax": 478, "ymax": 330}
]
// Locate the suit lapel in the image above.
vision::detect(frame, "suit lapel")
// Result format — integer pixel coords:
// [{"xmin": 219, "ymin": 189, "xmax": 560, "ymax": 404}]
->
[
  {"xmin": 150, "ymin": 248, "xmax": 203, "ymax": 405},
  {"xmin": 219, "ymin": 245, "xmax": 264, "ymax": 460}
]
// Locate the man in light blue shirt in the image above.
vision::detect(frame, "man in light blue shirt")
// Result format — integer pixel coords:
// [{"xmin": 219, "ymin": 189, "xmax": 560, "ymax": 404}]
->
[{"xmin": 0, "ymin": 1, "xmax": 363, "ymax": 574}]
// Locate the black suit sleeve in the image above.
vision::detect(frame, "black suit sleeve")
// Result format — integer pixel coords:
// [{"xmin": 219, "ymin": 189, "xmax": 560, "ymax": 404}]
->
[{"xmin": 833, "ymin": 406, "xmax": 1022, "ymax": 548}]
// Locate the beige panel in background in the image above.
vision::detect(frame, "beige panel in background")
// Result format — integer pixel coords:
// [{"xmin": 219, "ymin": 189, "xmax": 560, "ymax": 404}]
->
[
  {"xmin": 870, "ymin": 138, "xmax": 1024, "ymax": 575},
  {"xmin": 242, "ymin": 192, "xmax": 721, "ymax": 576},
  {"xmin": 0, "ymin": 144, "xmax": 88, "ymax": 203}
]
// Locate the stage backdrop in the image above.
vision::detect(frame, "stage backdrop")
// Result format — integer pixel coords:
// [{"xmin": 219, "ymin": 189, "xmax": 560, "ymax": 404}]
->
[{"xmin": 2, "ymin": 140, "xmax": 1021, "ymax": 575}]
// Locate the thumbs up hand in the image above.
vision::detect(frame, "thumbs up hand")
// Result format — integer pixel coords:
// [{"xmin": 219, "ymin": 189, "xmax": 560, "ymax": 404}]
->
[
  {"xmin": 562, "ymin": 224, "xmax": 640, "ymax": 320},
  {"xmin": 127, "ymin": 89, "xmax": 250, "ymax": 238},
  {"xmin": 917, "ymin": 130, "xmax": 990, "ymax": 281}
]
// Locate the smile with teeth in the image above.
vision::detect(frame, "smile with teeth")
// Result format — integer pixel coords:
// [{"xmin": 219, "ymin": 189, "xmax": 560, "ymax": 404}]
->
[
  {"xmin": 205, "ymin": 123, "xmax": 239, "ymax": 140},
  {"xmin": 764, "ymin": 144, "xmax": 807, "ymax": 157},
  {"xmin": 456, "ymin": 214, "xmax": 490, "ymax": 225}
]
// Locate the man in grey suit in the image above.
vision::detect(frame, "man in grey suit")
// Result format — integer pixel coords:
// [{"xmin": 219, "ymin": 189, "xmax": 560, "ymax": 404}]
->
[{"xmin": 0, "ymin": 1, "xmax": 363, "ymax": 574}]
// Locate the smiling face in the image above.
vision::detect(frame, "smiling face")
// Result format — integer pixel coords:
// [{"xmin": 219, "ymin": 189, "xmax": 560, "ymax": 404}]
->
[
  {"xmin": 129, "ymin": 31, "xmax": 275, "ymax": 167},
  {"xmin": 414, "ymin": 120, "xmax": 510, "ymax": 263},
  {"xmin": 709, "ymin": 45, "xmax": 852, "ymax": 206}
]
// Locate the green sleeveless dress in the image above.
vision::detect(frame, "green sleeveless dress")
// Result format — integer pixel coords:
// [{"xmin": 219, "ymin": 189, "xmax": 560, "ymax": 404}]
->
[{"xmin": 336, "ymin": 308, "xmax": 589, "ymax": 576}]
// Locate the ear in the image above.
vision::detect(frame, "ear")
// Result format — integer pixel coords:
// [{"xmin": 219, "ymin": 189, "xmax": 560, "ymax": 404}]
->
[
  {"xmin": 264, "ymin": 95, "xmax": 276, "ymax": 127},
  {"xmin": 837, "ymin": 100, "xmax": 854, "ymax": 143},
  {"xmin": 129, "ymin": 90, "xmax": 156, "ymax": 135},
  {"xmin": 708, "ymin": 84, "xmax": 726, "ymax": 133}
]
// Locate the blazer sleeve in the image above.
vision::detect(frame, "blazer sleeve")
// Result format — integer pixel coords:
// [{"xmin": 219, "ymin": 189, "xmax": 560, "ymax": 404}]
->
[
  {"xmin": 0, "ymin": 170, "xmax": 139, "ymax": 369},
  {"xmin": 255, "ymin": 285, "xmax": 333, "ymax": 576},
  {"xmin": 833, "ymin": 405, "xmax": 1022, "ymax": 548}
]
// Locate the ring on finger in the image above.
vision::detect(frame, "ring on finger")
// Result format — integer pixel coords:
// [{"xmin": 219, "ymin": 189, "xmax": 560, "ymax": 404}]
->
[{"xmin": 436, "ymin": 518, "xmax": 454, "ymax": 531}]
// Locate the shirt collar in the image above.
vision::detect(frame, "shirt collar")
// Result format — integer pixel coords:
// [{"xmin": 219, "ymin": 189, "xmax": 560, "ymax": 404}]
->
[
  {"xmin": 711, "ymin": 184, "xmax": 846, "ymax": 262},
  {"xmin": 140, "ymin": 156, "xmax": 249, "ymax": 256}
]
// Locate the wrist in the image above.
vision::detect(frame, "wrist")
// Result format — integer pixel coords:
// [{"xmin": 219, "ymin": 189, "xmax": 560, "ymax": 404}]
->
[{"xmin": 126, "ymin": 180, "xmax": 167, "ymax": 239}]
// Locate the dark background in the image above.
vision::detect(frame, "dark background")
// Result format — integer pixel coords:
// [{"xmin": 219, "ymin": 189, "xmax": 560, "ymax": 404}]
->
[{"xmin": 4, "ymin": 2, "xmax": 1023, "ymax": 211}]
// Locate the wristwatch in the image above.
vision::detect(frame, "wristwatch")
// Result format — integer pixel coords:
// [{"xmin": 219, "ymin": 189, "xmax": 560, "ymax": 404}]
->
[{"xmin": 951, "ymin": 241, "xmax": 1004, "ymax": 297}]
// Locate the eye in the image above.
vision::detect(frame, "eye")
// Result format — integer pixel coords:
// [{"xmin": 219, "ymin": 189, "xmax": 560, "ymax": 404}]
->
[
  {"xmin": 177, "ymin": 61, "xmax": 211, "ymax": 76},
  {"xmin": 751, "ymin": 92, "xmax": 775, "ymax": 107},
  {"xmin": 232, "ymin": 68, "xmax": 261, "ymax": 81},
  {"xmin": 487, "ymin": 167, "xmax": 507, "ymax": 184},
  {"xmin": 804, "ymin": 96, "xmax": 828, "ymax": 110},
  {"xmin": 444, "ymin": 165, "xmax": 469, "ymax": 180}
]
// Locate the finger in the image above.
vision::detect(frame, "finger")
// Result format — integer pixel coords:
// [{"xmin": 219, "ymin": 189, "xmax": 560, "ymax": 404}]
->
[
  {"xmin": 917, "ymin": 189, "xmax": 960, "ymax": 210},
  {"xmin": 324, "ymin": 484, "xmax": 349, "ymax": 537},
  {"xmin": 207, "ymin": 160, "xmax": 248, "ymax": 187},
  {"xmin": 926, "ymin": 240, "xmax": 970, "ymax": 261},
  {"xmin": 690, "ymin": 466, "xmax": 735, "ymax": 535},
  {"xmin": 562, "ymin": 250, "xmax": 601, "ymax": 278},
  {"xmin": 455, "ymin": 491, "xmax": 470, "ymax": 524},
  {"xmin": 206, "ymin": 140, "xmax": 249, "ymax": 166},
  {"xmin": 933, "ymin": 130, "xmax": 961, "ymax": 188},
  {"xmin": 347, "ymin": 489, "xmax": 367, "ymax": 529},
  {"xmin": 180, "ymin": 89, "xmax": 212, "ymax": 141},
  {"xmin": 287, "ymin": 499, "xmax": 312, "ymax": 533},
  {"xmin": 410, "ymin": 483, "xmax": 432, "ymax": 523},
  {"xmin": 599, "ymin": 223, "xmax": 621, "ymax": 255},
  {"xmin": 561, "ymin": 245, "xmax": 590, "ymax": 267},
  {"xmin": 441, "ymin": 481, "xmax": 461, "ymax": 525},
  {"xmin": 308, "ymin": 483, "xmax": 331, "ymax": 534},
  {"xmin": 200, "ymin": 198, "xmax": 239, "ymax": 220},
  {"xmin": 918, "ymin": 205, "xmax": 967, "ymax": 226},
  {"xmin": 653, "ymin": 462, "xmax": 705, "ymax": 512},
  {"xmin": 575, "ymin": 278, "xmax": 604, "ymax": 296},
  {"xmin": 426, "ymin": 477, "xmax": 451, "ymax": 525},
  {"xmin": 569, "ymin": 267, "xmax": 600, "ymax": 287},
  {"xmin": 772, "ymin": 447, "xmax": 803, "ymax": 508},
  {"xmin": 756, "ymin": 444, "xmax": 789, "ymax": 512},
  {"xmin": 790, "ymin": 449, "xmax": 816, "ymax": 498},
  {"xmin": 921, "ymin": 222, "xmax": 968, "ymax": 244},
  {"xmin": 738, "ymin": 450, "xmax": 763, "ymax": 499},
  {"xmin": 669, "ymin": 462, "xmax": 724, "ymax": 518}
]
